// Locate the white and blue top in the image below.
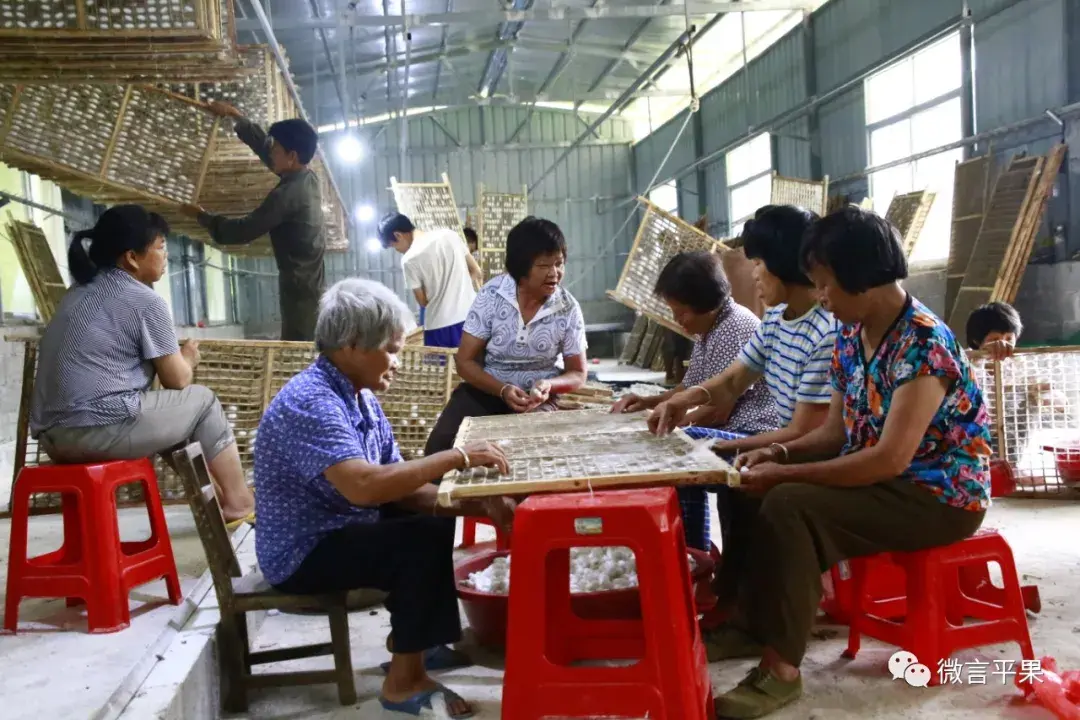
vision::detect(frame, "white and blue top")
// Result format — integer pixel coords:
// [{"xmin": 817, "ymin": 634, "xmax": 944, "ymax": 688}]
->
[
  {"xmin": 463, "ymin": 274, "xmax": 587, "ymax": 391},
  {"xmin": 737, "ymin": 303, "xmax": 838, "ymax": 427}
]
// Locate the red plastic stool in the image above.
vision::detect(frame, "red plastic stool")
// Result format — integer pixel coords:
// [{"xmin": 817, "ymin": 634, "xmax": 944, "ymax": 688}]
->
[
  {"xmin": 459, "ymin": 516, "xmax": 510, "ymax": 550},
  {"xmin": 843, "ymin": 529, "xmax": 1035, "ymax": 685},
  {"xmin": 502, "ymin": 488, "xmax": 713, "ymax": 720},
  {"xmin": 4, "ymin": 459, "xmax": 182, "ymax": 634}
]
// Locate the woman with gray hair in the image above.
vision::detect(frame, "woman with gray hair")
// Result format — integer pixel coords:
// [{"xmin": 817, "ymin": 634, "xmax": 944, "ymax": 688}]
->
[{"xmin": 253, "ymin": 277, "xmax": 510, "ymax": 719}]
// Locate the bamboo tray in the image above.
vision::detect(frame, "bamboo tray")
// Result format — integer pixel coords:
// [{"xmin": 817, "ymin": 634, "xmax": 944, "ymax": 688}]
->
[
  {"xmin": 390, "ymin": 173, "xmax": 465, "ymax": 239},
  {"xmin": 885, "ymin": 189, "xmax": 936, "ymax": 257},
  {"xmin": 607, "ymin": 197, "xmax": 720, "ymax": 339},
  {"xmin": 477, "ymin": 183, "xmax": 527, "ymax": 280},
  {"xmin": 771, "ymin": 172, "xmax": 829, "ymax": 216},
  {"xmin": 0, "ymin": 83, "xmax": 220, "ymax": 205},
  {"xmin": 437, "ymin": 410, "xmax": 738, "ymax": 506}
]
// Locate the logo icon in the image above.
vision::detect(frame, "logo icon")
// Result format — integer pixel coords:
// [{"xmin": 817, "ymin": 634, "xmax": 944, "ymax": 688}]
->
[
  {"xmin": 888, "ymin": 650, "xmax": 918, "ymax": 681},
  {"xmin": 904, "ymin": 663, "xmax": 933, "ymax": 688}
]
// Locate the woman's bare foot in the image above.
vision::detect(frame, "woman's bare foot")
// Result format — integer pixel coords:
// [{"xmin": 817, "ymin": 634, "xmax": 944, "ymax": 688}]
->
[{"xmin": 384, "ymin": 652, "xmax": 472, "ymax": 717}]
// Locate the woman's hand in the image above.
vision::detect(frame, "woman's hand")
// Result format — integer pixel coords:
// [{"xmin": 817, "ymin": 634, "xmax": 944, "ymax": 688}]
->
[
  {"xmin": 500, "ymin": 384, "xmax": 532, "ymax": 413},
  {"xmin": 736, "ymin": 461, "xmax": 787, "ymax": 495},
  {"xmin": 207, "ymin": 100, "xmax": 243, "ymax": 119},
  {"xmin": 733, "ymin": 446, "xmax": 780, "ymax": 470},
  {"xmin": 461, "ymin": 441, "xmax": 510, "ymax": 474},
  {"xmin": 611, "ymin": 393, "xmax": 647, "ymax": 414},
  {"xmin": 983, "ymin": 339, "xmax": 1016, "ymax": 361},
  {"xmin": 647, "ymin": 399, "xmax": 688, "ymax": 436},
  {"xmin": 180, "ymin": 339, "xmax": 201, "ymax": 369},
  {"xmin": 525, "ymin": 380, "xmax": 552, "ymax": 411},
  {"xmin": 481, "ymin": 496, "xmax": 517, "ymax": 535}
]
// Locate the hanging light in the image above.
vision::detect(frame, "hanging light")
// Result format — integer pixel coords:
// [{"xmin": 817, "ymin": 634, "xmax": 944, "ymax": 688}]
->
[
  {"xmin": 354, "ymin": 204, "xmax": 375, "ymax": 223},
  {"xmin": 336, "ymin": 134, "xmax": 364, "ymax": 163}
]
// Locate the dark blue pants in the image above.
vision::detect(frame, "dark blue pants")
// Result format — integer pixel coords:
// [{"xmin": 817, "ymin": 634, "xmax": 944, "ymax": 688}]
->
[
  {"xmin": 677, "ymin": 427, "xmax": 744, "ymax": 552},
  {"xmin": 423, "ymin": 321, "xmax": 465, "ymax": 349}
]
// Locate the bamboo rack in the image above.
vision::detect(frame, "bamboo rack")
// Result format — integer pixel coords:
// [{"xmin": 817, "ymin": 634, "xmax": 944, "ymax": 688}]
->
[
  {"xmin": 0, "ymin": 0, "xmax": 253, "ymax": 83},
  {"xmin": 946, "ymin": 154, "xmax": 992, "ymax": 321}
]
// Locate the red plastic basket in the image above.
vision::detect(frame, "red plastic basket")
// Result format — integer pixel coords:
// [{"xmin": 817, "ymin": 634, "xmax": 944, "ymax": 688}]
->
[
  {"xmin": 1042, "ymin": 441, "xmax": 1080, "ymax": 484},
  {"xmin": 456, "ymin": 548, "xmax": 715, "ymax": 648}
]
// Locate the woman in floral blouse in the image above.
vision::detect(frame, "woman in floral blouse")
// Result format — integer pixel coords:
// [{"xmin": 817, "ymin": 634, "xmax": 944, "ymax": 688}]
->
[
  {"xmin": 424, "ymin": 217, "xmax": 588, "ymax": 456},
  {"xmin": 707, "ymin": 206, "xmax": 991, "ymax": 719}
]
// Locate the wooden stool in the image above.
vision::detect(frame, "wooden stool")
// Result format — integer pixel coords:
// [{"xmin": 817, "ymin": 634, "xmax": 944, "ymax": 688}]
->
[{"xmin": 172, "ymin": 444, "xmax": 360, "ymax": 713}]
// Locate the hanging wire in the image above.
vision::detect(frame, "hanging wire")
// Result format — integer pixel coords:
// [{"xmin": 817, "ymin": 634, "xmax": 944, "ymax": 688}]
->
[{"xmin": 564, "ymin": 32, "xmax": 700, "ymax": 292}]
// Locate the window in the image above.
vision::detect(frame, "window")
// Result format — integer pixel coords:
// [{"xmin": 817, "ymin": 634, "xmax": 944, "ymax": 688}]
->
[
  {"xmin": 726, "ymin": 133, "xmax": 772, "ymax": 236},
  {"xmin": 203, "ymin": 246, "xmax": 229, "ymax": 324},
  {"xmin": 866, "ymin": 33, "xmax": 964, "ymax": 264},
  {"xmin": 648, "ymin": 180, "xmax": 679, "ymax": 215}
]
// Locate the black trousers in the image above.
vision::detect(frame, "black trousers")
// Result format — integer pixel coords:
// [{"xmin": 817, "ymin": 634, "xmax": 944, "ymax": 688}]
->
[
  {"xmin": 425, "ymin": 382, "xmax": 513, "ymax": 455},
  {"xmin": 275, "ymin": 511, "xmax": 461, "ymax": 654}
]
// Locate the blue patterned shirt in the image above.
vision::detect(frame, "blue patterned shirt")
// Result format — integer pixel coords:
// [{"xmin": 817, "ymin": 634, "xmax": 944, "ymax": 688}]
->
[
  {"xmin": 463, "ymin": 274, "xmax": 587, "ymax": 390},
  {"xmin": 254, "ymin": 355, "xmax": 402, "ymax": 585}
]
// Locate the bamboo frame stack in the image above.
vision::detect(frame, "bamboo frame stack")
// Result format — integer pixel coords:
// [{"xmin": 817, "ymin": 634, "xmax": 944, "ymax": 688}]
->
[
  {"xmin": 3, "ymin": 218, "xmax": 67, "ymax": 322},
  {"xmin": 0, "ymin": 82, "xmax": 221, "ymax": 206},
  {"xmin": 607, "ymin": 197, "xmax": 720, "ymax": 340},
  {"xmin": 437, "ymin": 410, "xmax": 738, "ymax": 506},
  {"xmin": 0, "ymin": 0, "xmax": 254, "ymax": 83},
  {"xmin": 477, "ymin": 183, "xmax": 527, "ymax": 280},
  {"xmin": 771, "ymin": 172, "xmax": 829, "ymax": 215},
  {"xmin": 885, "ymin": 189, "xmax": 936, "ymax": 257},
  {"xmin": 947, "ymin": 144, "xmax": 1066, "ymax": 333},
  {"xmin": 390, "ymin": 173, "xmax": 465, "ymax": 239},
  {"xmin": 946, "ymin": 154, "xmax": 992, "ymax": 320},
  {"xmin": 7, "ymin": 338, "xmax": 456, "ymax": 513}
]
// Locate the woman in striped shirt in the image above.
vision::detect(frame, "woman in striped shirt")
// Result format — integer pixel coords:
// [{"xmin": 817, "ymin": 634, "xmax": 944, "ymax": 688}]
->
[
  {"xmin": 650, "ymin": 204, "xmax": 838, "ymax": 456},
  {"xmin": 30, "ymin": 205, "xmax": 255, "ymax": 526},
  {"xmin": 648, "ymin": 204, "xmax": 837, "ymax": 617}
]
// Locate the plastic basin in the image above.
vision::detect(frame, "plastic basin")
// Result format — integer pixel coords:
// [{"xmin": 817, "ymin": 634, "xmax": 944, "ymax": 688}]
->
[
  {"xmin": 1042, "ymin": 440, "xmax": 1080, "ymax": 484},
  {"xmin": 456, "ymin": 547, "xmax": 715, "ymax": 649}
]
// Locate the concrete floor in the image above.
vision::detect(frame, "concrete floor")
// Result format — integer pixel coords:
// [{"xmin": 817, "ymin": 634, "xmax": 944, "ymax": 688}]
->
[
  {"xmin": 3, "ymin": 498, "xmax": 1080, "ymax": 719},
  {"xmin": 232, "ymin": 498, "xmax": 1080, "ymax": 720},
  {"xmin": 0, "ymin": 505, "xmax": 208, "ymax": 720}
]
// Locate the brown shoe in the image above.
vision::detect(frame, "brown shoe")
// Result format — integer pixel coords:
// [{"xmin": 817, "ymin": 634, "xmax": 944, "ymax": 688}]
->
[{"xmin": 715, "ymin": 667, "xmax": 803, "ymax": 719}]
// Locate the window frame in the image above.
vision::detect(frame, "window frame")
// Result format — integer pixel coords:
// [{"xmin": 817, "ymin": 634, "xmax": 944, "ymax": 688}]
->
[
  {"xmin": 726, "ymin": 132, "xmax": 773, "ymax": 236},
  {"xmin": 865, "ymin": 33, "xmax": 964, "ymax": 267}
]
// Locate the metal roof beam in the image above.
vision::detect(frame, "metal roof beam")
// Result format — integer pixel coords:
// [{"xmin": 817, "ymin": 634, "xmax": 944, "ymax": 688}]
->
[{"xmin": 234, "ymin": 1, "xmax": 817, "ymax": 30}]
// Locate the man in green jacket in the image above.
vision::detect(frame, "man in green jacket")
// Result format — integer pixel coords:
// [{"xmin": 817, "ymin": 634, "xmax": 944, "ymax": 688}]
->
[{"xmin": 182, "ymin": 101, "xmax": 325, "ymax": 341}]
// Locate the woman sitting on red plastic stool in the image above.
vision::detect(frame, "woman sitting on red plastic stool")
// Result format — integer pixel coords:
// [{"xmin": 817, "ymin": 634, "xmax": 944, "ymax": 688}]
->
[
  {"xmin": 699, "ymin": 207, "xmax": 992, "ymax": 719},
  {"xmin": 29, "ymin": 205, "xmax": 254, "ymax": 527}
]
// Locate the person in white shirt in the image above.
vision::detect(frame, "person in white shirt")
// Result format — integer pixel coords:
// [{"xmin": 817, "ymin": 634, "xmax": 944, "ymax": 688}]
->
[{"xmin": 378, "ymin": 213, "xmax": 483, "ymax": 348}]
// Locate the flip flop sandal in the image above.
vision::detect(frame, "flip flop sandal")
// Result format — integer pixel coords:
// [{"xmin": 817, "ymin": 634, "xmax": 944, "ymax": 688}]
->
[
  {"xmin": 378, "ymin": 683, "xmax": 476, "ymax": 718},
  {"xmin": 225, "ymin": 511, "xmax": 256, "ymax": 531},
  {"xmin": 380, "ymin": 644, "xmax": 472, "ymax": 674}
]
